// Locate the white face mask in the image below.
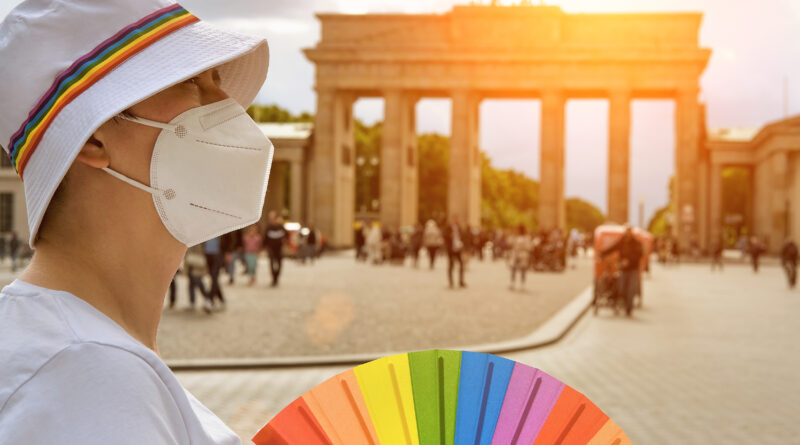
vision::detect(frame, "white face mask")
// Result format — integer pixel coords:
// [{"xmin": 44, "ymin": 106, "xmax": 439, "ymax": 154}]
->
[{"xmin": 103, "ymin": 98, "xmax": 273, "ymax": 246}]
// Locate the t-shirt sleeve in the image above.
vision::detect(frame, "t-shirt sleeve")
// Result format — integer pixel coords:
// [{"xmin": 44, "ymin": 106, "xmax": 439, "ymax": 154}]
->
[{"xmin": 0, "ymin": 342, "xmax": 188, "ymax": 445}]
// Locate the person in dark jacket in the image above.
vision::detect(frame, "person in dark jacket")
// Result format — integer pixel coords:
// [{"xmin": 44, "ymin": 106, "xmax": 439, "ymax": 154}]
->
[
  {"xmin": 781, "ymin": 239, "xmax": 798, "ymax": 288},
  {"xmin": 711, "ymin": 240, "xmax": 724, "ymax": 271},
  {"xmin": 749, "ymin": 236, "xmax": 764, "ymax": 273},
  {"xmin": 222, "ymin": 229, "xmax": 244, "ymax": 284},
  {"xmin": 443, "ymin": 216, "xmax": 467, "ymax": 288},
  {"xmin": 409, "ymin": 223, "xmax": 423, "ymax": 267},
  {"xmin": 263, "ymin": 211, "xmax": 287, "ymax": 287},
  {"xmin": 601, "ymin": 226, "xmax": 643, "ymax": 316}
]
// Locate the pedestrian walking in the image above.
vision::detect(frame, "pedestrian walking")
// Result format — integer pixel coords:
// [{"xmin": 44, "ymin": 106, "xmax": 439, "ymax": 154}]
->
[
  {"xmin": 423, "ymin": 219, "xmax": 442, "ymax": 269},
  {"xmin": 409, "ymin": 223, "xmax": 424, "ymax": 267},
  {"xmin": 8, "ymin": 231, "xmax": 19, "ymax": 272},
  {"xmin": 711, "ymin": 241, "xmax": 724, "ymax": 271},
  {"xmin": 306, "ymin": 226, "xmax": 318, "ymax": 264},
  {"xmin": 366, "ymin": 223, "xmax": 383, "ymax": 264},
  {"xmin": 781, "ymin": 238, "xmax": 798, "ymax": 288},
  {"xmin": 508, "ymin": 225, "xmax": 532, "ymax": 290},
  {"xmin": 264, "ymin": 211, "xmax": 287, "ymax": 287},
  {"xmin": 749, "ymin": 236, "xmax": 764, "ymax": 273},
  {"xmin": 222, "ymin": 228, "xmax": 245, "ymax": 284},
  {"xmin": 600, "ymin": 226, "xmax": 643, "ymax": 316},
  {"xmin": 0, "ymin": 1, "xmax": 272, "ymax": 441},
  {"xmin": 443, "ymin": 216, "xmax": 467, "ymax": 288},
  {"xmin": 243, "ymin": 224, "xmax": 263, "ymax": 285},
  {"xmin": 354, "ymin": 220, "xmax": 367, "ymax": 262},
  {"xmin": 185, "ymin": 243, "xmax": 212, "ymax": 313},
  {"xmin": 204, "ymin": 236, "xmax": 226, "ymax": 307}
]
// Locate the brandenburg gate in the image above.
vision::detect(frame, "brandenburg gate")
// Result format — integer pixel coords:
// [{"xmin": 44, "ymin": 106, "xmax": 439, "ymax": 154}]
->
[{"xmin": 304, "ymin": 5, "xmax": 710, "ymax": 247}]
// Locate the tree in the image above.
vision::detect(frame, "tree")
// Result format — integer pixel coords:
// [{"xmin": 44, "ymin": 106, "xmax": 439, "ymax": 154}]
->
[
  {"xmin": 246, "ymin": 104, "xmax": 606, "ymax": 230},
  {"xmin": 246, "ymin": 104, "xmax": 313, "ymax": 123},
  {"xmin": 354, "ymin": 120, "xmax": 382, "ymax": 213},
  {"xmin": 417, "ymin": 134, "xmax": 449, "ymax": 223},
  {"xmin": 566, "ymin": 198, "xmax": 605, "ymax": 234},
  {"xmin": 647, "ymin": 176, "xmax": 675, "ymax": 237},
  {"xmin": 481, "ymin": 153, "xmax": 540, "ymax": 230}
]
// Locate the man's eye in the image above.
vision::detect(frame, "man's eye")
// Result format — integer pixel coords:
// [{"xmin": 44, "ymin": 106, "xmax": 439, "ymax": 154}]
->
[{"xmin": 184, "ymin": 77, "xmax": 199, "ymax": 86}]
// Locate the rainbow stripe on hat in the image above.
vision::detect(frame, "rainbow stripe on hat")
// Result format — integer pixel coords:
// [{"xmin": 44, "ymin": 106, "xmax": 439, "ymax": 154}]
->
[{"xmin": 7, "ymin": 4, "xmax": 199, "ymax": 178}]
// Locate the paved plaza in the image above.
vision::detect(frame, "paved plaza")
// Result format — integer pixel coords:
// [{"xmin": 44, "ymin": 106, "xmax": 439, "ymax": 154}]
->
[
  {"xmin": 175, "ymin": 262, "xmax": 800, "ymax": 443},
  {"xmin": 157, "ymin": 252, "xmax": 591, "ymax": 361}
]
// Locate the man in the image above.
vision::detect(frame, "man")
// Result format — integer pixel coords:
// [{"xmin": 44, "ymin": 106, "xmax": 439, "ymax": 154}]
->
[
  {"xmin": 601, "ymin": 226, "xmax": 643, "ymax": 316},
  {"xmin": 711, "ymin": 239, "xmax": 724, "ymax": 271},
  {"xmin": 750, "ymin": 236, "xmax": 764, "ymax": 273},
  {"xmin": 204, "ymin": 235, "xmax": 225, "ymax": 309},
  {"xmin": 222, "ymin": 228, "xmax": 244, "ymax": 284},
  {"xmin": 0, "ymin": 1, "xmax": 271, "ymax": 442},
  {"xmin": 781, "ymin": 238, "xmax": 798, "ymax": 288},
  {"xmin": 263, "ymin": 210, "xmax": 287, "ymax": 287},
  {"xmin": 443, "ymin": 216, "xmax": 467, "ymax": 288}
]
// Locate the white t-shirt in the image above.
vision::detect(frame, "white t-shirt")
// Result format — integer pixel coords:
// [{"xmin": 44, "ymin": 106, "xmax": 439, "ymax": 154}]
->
[{"xmin": 0, "ymin": 280, "xmax": 241, "ymax": 444}]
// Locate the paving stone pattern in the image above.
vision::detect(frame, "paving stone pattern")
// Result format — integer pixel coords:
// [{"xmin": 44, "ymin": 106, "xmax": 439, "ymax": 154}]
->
[
  {"xmin": 176, "ymin": 262, "xmax": 800, "ymax": 443},
  {"xmin": 158, "ymin": 252, "xmax": 590, "ymax": 360}
]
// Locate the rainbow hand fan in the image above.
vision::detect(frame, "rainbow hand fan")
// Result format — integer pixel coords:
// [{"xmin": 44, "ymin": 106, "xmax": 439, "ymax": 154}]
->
[{"xmin": 253, "ymin": 350, "xmax": 630, "ymax": 445}]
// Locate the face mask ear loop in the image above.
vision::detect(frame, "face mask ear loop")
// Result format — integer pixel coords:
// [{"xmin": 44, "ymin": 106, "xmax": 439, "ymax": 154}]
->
[
  {"xmin": 118, "ymin": 113, "xmax": 177, "ymax": 131},
  {"xmin": 102, "ymin": 167, "xmax": 163, "ymax": 196}
]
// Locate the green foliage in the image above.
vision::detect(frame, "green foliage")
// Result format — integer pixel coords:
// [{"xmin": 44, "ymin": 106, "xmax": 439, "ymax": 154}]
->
[
  {"xmin": 247, "ymin": 104, "xmax": 606, "ymax": 230},
  {"xmin": 417, "ymin": 133, "xmax": 450, "ymax": 223},
  {"xmin": 481, "ymin": 152, "xmax": 539, "ymax": 230},
  {"xmin": 354, "ymin": 120, "xmax": 382, "ymax": 213},
  {"xmin": 246, "ymin": 104, "xmax": 313, "ymax": 123},
  {"xmin": 566, "ymin": 198, "xmax": 605, "ymax": 234},
  {"xmin": 647, "ymin": 205, "xmax": 670, "ymax": 237}
]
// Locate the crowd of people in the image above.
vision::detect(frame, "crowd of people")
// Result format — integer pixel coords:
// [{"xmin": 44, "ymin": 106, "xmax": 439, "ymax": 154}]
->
[
  {"xmin": 354, "ymin": 217, "xmax": 592, "ymax": 290},
  {"xmin": 167, "ymin": 211, "xmax": 324, "ymax": 313},
  {"xmin": 164, "ymin": 211, "xmax": 800, "ymax": 316}
]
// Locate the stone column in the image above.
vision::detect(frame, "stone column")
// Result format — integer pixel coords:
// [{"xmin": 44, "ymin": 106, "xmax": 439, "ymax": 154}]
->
[
  {"xmin": 539, "ymin": 90, "xmax": 566, "ymax": 231},
  {"xmin": 310, "ymin": 89, "xmax": 356, "ymax": 247},
  {"xmin": 607, "ymin": 89, "xmax": 631, "ymax": 225},
  {"xmin": 769, "ymin": 151, "xmax": 789, "ymax": 252},
  {"xmin": 289, "ymin": 159, "xmax": 304, "ymax": 223},
  {"xmin": 449, "ymin": 89, "xmax": 481, "ymax": 227},
  {"xmin": 709, "ymin": 161, "xmax": 723, "ymax": 248},
  {"xmin": 263, "ymin": 162, "xmax": 286, "ymax": 223},
  {"xmin": 674, "ymin": 88, "xmax": 701, "ymax": 248},
  {"xmin": 381, "ymin": 90, "xmax": 419, "ymax": 229}
]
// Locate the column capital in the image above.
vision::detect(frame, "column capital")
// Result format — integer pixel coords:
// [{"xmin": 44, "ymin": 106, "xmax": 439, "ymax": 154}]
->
[
  {"xmin": 607, "ymin": 88, "xmax": 632, "ymax": 102},
  {"xmin": 676, "ymin": 87, "xmax": 701, "ymax": 102},
  {"xmin": 540, "ymin": 89, "xmax": 565, "ymax": 102}
]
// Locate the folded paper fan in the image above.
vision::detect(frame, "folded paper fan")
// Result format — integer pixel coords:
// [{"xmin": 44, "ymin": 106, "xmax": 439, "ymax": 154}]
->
[{"xmin": 253, "ymin": 350, "xmax": 630, "ymax": 445}]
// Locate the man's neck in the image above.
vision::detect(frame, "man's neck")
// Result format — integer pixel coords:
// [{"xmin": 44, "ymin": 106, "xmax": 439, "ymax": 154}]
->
[{"xmin": 19, "ymin": 234, "xmax": 183, "ymax": 354}]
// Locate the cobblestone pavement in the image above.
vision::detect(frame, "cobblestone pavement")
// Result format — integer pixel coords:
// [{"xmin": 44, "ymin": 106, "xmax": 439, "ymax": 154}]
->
[
  {"xmin": 158, "ymin": 252, "xmax": 591, "ymax": 360},
  {"xmin": 176, "ymin": 262, "xmax": 800, "ymax": 443}
]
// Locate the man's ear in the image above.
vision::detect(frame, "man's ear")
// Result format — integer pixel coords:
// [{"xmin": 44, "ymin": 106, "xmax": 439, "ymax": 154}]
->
[{"xmin": 75, "ymin": 134, "xmax": 110, "ymax": 169}]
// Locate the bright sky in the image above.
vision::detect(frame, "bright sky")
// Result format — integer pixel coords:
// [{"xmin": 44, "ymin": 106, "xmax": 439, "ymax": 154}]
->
[{"xmin": 2, "ymin": 0, "xmax": 799, "ymax": 224}]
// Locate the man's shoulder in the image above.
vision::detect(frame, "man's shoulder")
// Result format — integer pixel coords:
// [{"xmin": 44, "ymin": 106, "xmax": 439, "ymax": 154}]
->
[{"xmin": 0, "ymin": 342, "xmax": 188, "ymax": 444}]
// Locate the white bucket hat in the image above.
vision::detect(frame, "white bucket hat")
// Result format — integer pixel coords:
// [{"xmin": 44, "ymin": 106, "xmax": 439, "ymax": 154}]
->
[{"xmin": 0, "ymin": 0, "xmax": 269, "ymax": 246}]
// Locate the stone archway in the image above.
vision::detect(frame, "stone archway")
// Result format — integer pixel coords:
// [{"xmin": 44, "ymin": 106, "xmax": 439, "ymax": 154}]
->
[{"xmin": 305, "ymin": 5, "xmax": 710, "ymax": 247}]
